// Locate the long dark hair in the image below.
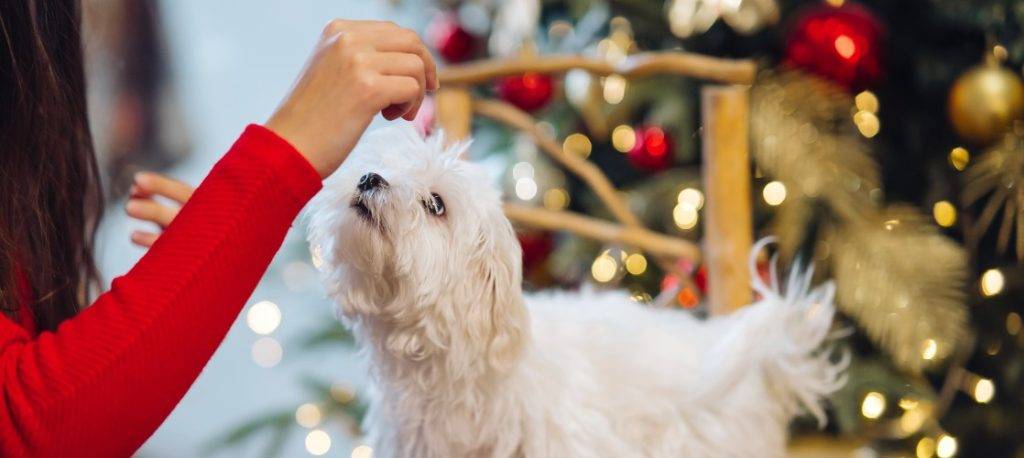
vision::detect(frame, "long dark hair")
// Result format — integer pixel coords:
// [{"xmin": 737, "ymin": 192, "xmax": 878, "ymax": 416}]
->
[{"xmin": 0, "ymin": 0, "xmax": 102, "ymax": 331}]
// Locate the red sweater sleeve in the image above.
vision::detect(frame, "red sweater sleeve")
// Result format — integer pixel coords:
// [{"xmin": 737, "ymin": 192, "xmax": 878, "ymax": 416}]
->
[{"xmin": 0, "ymin": 125, "xmax": 322, "ymax": 457}]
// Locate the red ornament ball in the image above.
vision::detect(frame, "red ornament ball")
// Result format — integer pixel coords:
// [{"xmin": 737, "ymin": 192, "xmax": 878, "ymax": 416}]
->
[
  {"xmin": 427, "ymin": 13, "xmax": 477, "ymax": 63},
  {"xmin": 783, "ymin": 2, "xmax": 885, "ymax": 89},
  {"xmin": 694, "ymin": 266, "xmax": 708, "ymax": 295},
  {"xmin": 517, "ymin": 231, "xmax": 554, "ymax": 272},
  {"xmin": 627, "ymin": 126, "xmax": 674, "ymax": 172},
  {"xmin": 497, "ymin": 73, "xmax": 555, "ymax": 112}
]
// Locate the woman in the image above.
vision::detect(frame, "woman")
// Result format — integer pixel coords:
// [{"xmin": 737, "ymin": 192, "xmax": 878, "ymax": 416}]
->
[{"xmin": 0, "ymin": 1, "xmax": 436, "ymax": 455}]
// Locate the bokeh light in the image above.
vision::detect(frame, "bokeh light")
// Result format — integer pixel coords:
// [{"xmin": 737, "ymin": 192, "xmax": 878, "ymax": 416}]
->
[
  {"xmin": 295, "ymin": 403, "xmax": 322, "ymax": 428},
  {"xmin": 543, "ymin": 188, "xmax": 570, "ymax": 210},
  {"xmin": 351, "ymin": 444, "xmax": 374, "ymax": 458},
  {"xmin": 603, "ymin": 75, "xmax": 627, "ymax": 104},
  {"xmin": 591, "ymin": 252, "xmax": 618, "ymax": 283},
  {"xmin": 936, "ymin": 434, "xmax": 957, "ymax": 458},
  {"xmin": 251, "ymin": 337, "xmax": 283, "ymax": 368},
  {"xmin": 563, "ymin": 133, "xmax": 592, "ymax": 158},
  {"xmin": 515, "ymin": 178, "xmax": 538, "ymax": 200},
  {"xmin": 625, "ymin": 253, "xmax": 647, "ymax": 275},
  {"xmin": 980, "ymin": 269, "xmax": 1005, "ymax": 296},
  {"xmin": 973, "ymin": 378, "xmax": 995, "ymax": 404},
  {"xmin": 932, "ymin": 201, "xmax": 957, "ymax": 228},
  {"xmin": 673, "ymin": 203, "xmax": 699, "ymax": 230},
  {"xmin": 860, "ymin": 391, "xmax": 886, "ymax": 419},
  {"xmin": 305, "ymin": 429, "xmax": 332, "ymax": 456},
  {"xmin": 246, "ymin": 301, "xmax": 281, "ymax": 335},
  {"xmin": 611, "ymin": 125, "xmax": 636, "ymax": 152},
  {"xmin": 762, "ymin": 181, "xmax": 787, "ymax": 206},
  {"xmin": 677, "ymin": 188, "xmax": 704, "ymax": 210},
  {"xmin": 948, "ymin": 147, "xmax": 969, "ymax": 171}
]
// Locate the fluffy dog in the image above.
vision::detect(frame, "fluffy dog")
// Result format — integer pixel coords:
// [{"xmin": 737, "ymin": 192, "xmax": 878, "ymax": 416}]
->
[{"xmin": 307, "ymin": 124, "xmax": 846, "ymax": 458}]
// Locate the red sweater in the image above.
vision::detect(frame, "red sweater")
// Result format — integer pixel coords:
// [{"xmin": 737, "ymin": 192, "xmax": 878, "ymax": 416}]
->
[{"xmin": 0, "ymin": 125, "xmax": 323, "ymax": 457}]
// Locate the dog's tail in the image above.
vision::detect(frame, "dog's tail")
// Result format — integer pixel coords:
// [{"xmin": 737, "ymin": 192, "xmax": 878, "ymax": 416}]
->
[{"xmin": 689, "ymin": 238, "xmax": 848, "ymax": 426}]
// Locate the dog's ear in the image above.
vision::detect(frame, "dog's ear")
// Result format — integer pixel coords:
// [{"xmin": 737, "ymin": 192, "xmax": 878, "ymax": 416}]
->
[{"xmin": 461, "ymin": 216, "xmax": 528, "ymax": 373}]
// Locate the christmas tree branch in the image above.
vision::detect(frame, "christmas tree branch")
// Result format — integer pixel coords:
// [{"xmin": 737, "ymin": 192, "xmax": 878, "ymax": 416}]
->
[
  {"xmin": 504, "ymin": 203, "xmax": 700, "ymax": 261},
  {"xmin": 474, "ymin": 98, "xmax": 642, "ymax": 228},
  {"xmin": 438, "ymin": 52, "xmax": 757, "ymax": 85}
]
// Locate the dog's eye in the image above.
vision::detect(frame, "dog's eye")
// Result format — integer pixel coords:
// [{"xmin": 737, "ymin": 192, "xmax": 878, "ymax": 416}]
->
[{"xmin": 424, "ymin": 192, "xmax": 445, "ymax": 216}]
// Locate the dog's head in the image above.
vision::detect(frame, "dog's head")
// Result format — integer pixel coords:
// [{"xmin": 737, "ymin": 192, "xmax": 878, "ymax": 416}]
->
[{"xmin": 307, "ymin": 124, "xmax": 526, "ymax": 372}]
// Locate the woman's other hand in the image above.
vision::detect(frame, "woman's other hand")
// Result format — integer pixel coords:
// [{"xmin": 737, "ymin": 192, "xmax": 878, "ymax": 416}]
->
[
  {"xmin": 265, "ymin": 20, "xmax": 438, "ymax": 178},
  {"xmin": 125, "ymin": 172, "xmax": 195, "ymax": 247}
]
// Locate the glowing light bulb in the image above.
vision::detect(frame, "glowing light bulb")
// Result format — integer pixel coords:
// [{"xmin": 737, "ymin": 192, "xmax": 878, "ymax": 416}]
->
[
  {"xmin": 563, "ymin": 133, "xmax": 592, "ymax": 158},
  {"xmin": 980, "ymin": 269, "xmax": 1004, "ymax": 296},
  {"xmin": 834, "ymin": 34, "xmax": 856, "ymax": 59},
  {"xmin": 916, "ymin": 437, "xmax": 936, "ymax": 458},
  {"xmin": 860, "ymin": 391, "xmax": 886, "ymax": 419},
  {"xmin": 762, "ymin": 181, "xmax": 787, "ymax": 206},
  {"xmin": 1007, "ymin": 312, "xmax": 1022, "ymax": 335},
  {"xmin": 251, "ymin": 337, "xmax": 283, "ymax": 368},
  {"xmin": 973, "ymin": 378, "xmax": 994, "ymax": 404},
  {"xmin": 625, "ymin": 253, "xmax": 648, "ymax": 275},
  {"xmin": 855, "ymin": 91, "xmax": 879, "ymax": 113},
  {"xmin": 246, "ymin": 301, "xmax": 282, "ymax": 335},
  {"xmin": 295, "ymin": 403, "xmax": 322, "ymax": 428},
  {"xmin": 936, "ymin": 434, "xmax": 957, "ymax": 458},
  {"xmin": 921, "ymin": 338, "xmax": 938, "ymax": 361},
  {"xmin": 305, "ymin": 429, "xmax": 332, "ymax": 456},
  {"xmin": 673, "ymin": 203, "xmax": 699, "ymax": 230},
  {"xmin": 515, "ymin": 178, "xmax": 538, "ymax": 200},
  {"xmin": 591, "ymin": 253, "xmax": 618, "ymax": 283},
  {"xmin": 932, "ymin": 201, "xmax": 957, "ymax": 228},
  {"xmin": 677, "ymin": 188, "xmax": 704, "ymax": 210},
  {"xmin": 512, "ymin": 162, "xmax": 535, "ymax": 180},
  {"xmin": 543, "ymin": 188, "xmax": 570, "ymax": 210},
  {"xmin": 612, "ymin": 125, "xmax": 636, "ymax": 152},
  {"xmin": 351, "ymin": 445, "xmax": 374, "ymax": 458},
  {"xmin": 603, "ymin": 75, "xmax": 627, "ymax": 104},
  {"xmin": 949, "ymin": 147, "xmax": 969, "ymax": 171}
]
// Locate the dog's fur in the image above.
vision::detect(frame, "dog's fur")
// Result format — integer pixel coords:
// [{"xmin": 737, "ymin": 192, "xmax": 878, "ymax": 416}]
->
[{"xmin": 307, "ymin": 125, "xmax": 846, "ymax": 458}]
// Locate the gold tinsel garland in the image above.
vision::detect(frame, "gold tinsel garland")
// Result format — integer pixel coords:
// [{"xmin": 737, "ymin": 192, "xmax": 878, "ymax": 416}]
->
[
  {"xmin": 751, "ymin": 70, "xmax": 969, "ymax": 373},
  {"xmin": 962, "ymin": 126, "xmax": 1024, "ymax": 260}
]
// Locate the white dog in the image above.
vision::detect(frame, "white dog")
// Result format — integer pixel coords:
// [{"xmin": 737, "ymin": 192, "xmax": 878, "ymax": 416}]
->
[{"xmin": 307, "ymin": 125, "xmax": 846, "ymax": 458}]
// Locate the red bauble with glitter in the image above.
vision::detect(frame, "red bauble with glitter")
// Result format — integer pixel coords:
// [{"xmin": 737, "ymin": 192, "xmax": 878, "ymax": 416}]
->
[
  {"xmin": 783, "ymin": 2, "xmax": 885, "ymax": 90},
  {"xmin": 427, "ymin": 13, "xmax": 478, "ymax": 63},
  {"xmin": 517, "ymin": 231, "xmax": 554, "ymax": 272},
  {"xmin": 627, "ymin": 126, "xmax": 673, "ymax": 172},
  {"xmin": 497, "ymin": 73, "xmax": 555, "ymax": 112}
]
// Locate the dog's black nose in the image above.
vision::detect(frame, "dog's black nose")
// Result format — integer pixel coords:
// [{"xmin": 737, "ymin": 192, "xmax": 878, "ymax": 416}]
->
[{"xmin": 357, "ymin": 172, "xmax": 388, "ymax": 192}]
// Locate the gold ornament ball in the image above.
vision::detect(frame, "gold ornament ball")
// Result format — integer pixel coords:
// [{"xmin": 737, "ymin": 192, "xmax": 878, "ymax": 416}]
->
[{"xmin": 948, "ymin": 63, "xmax": 1024, "ymax": 145}]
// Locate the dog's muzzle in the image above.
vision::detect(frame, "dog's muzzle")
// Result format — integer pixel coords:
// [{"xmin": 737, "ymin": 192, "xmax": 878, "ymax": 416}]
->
[
  {"xmin": 352, "ymin": 172, "xmax": 387, "ymax": 222},
  {"xmin": 358, "ymin": 172, "xmax": 388, "ymax": 193}
]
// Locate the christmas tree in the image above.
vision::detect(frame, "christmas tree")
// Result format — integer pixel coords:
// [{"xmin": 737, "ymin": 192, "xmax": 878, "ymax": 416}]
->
[{"xmin": 217, "ymin": 0, "xmax": 1024, "ymax": 456}]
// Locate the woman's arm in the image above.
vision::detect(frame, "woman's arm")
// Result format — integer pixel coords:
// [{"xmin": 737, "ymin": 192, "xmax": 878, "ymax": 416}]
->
[
  {"xmin": 0, "ymin": 125, "xmax": 316, "ymax": 456},
  {"xmin": 0, "ymin": 19, "xmax": 436, "ymax": 456}
]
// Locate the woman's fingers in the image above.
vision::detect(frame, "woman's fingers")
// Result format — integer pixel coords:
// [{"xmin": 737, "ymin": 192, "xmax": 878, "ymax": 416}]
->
[
  {"xmin": 373, "ymin": 53, "xmax": 426, "ymax": 120},
  {"xmin": 378, "ymin": 75, "xmax": 422, "ymax": 120},
  {"xmin": 368, "ymin": 25, "xmax": 438, "ymax": 90},
  {"xmin": 133, "ymin": 172, "xmax": 194, "ymax": 204},
  {"xmin": 131, "ymin": 230, "xmax": 160, "ymax": 248},
  {"xmin": 126, "ymin": 198, "xmax": 180, "ymax": 228}
]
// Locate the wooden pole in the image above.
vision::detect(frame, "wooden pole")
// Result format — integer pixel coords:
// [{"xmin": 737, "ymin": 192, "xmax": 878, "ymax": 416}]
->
[
  {"xmin": 435, "ymin": 86, "xmax": 473, "ymax": 144},
  {"xmin": 701, "ymin": 85, "xmax": 753, "ymax": 315}
]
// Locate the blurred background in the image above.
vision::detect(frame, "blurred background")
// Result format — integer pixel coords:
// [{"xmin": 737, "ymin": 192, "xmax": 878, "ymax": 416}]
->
[{"xmin": 81, "ymin": 0, "xmax": 1024, "ymax": 457}]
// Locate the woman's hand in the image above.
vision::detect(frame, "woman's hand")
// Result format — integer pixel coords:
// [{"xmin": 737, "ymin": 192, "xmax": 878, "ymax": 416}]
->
[
  {"xmin": 125, "ymin": 172, "xmax": 195, "ymax": 247},
  {"xmin": 265, "ymin": 20, "xmax": 438, "ymax": 178}
]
